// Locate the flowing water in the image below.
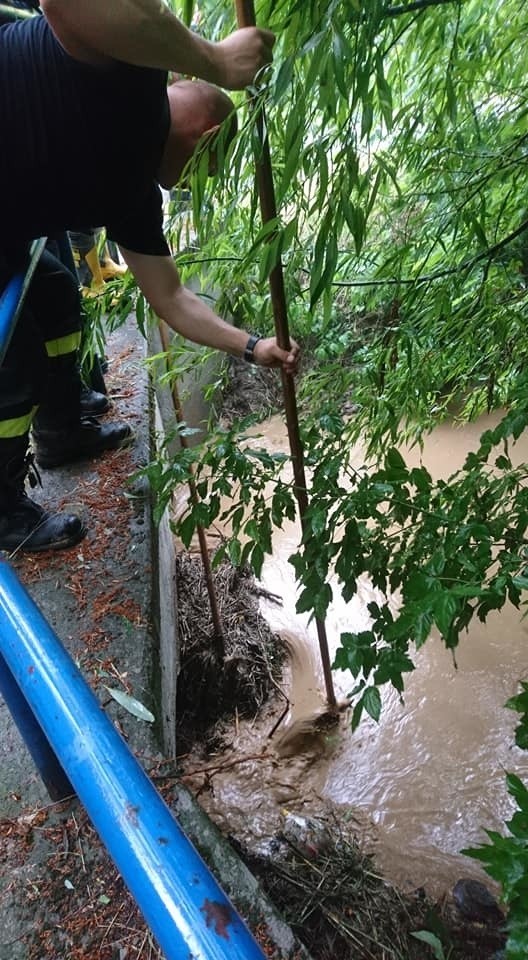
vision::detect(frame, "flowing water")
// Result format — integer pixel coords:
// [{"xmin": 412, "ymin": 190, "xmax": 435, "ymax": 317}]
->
[{"xmin": 178, "ymin": 410, "xmax": 528, "ymax": 896}]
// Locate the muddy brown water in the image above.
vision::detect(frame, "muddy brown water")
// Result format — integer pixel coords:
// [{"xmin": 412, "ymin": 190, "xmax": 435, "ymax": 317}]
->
[{"xmin": 177, "ymin": 410, "xmax": 528, "ymax": 897}]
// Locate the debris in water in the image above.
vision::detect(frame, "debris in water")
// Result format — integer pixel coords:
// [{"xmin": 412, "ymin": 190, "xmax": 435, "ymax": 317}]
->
[{"xmin": 280, "ymin": 812, "xmax": 331, "ymax": 860}]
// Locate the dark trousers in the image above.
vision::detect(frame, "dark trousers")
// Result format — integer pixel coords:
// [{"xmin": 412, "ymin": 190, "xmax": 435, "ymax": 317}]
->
[{"xmin": 0, "ymin": 248, "xmax": 82, "ymax": 442}]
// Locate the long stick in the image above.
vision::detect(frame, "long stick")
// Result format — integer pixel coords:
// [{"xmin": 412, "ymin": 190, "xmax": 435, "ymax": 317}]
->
[
  {"xmin": 0, "ymin": 3, "xmax": 35, "ymax": 18},
  {"xmin": 234, "ymin": 0, "xmax": 337, "ymax": 708},
  {"xmin": 159, "ymin": 322, "xmax": 225, "ymax": 662}
]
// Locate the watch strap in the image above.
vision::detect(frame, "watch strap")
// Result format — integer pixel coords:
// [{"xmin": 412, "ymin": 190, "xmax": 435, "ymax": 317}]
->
[{"xmin": 243, "ymin": 333, "xmax": 263, "ymax": 363}]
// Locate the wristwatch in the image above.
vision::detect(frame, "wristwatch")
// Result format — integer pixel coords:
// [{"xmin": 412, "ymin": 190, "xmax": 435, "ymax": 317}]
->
[{"xmin": 243, "ymin": 333, "xmax": 263, "ymax": 364}]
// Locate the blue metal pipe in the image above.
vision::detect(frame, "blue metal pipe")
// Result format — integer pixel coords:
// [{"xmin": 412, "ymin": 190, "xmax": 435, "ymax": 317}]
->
[
  {"xmin": 0, "ymin": 559, "xmax": 266, "ymax": 960},
  {"xmin": 0, "ymin": 238, "xmax": 47, "ymax": 365},
  {"xmin": 0, "ymin": 272, "xmax": 24, "ymax": 364},
  {"xmin": 0, "ymin": 651, "xmax": 73, "ymax": 801}
]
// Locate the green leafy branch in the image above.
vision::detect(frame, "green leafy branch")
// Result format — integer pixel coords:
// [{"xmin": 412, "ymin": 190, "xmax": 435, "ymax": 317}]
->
[
  {"xmin": 142, "ymin": 418, "xmax": 295, "ymax": 577},
  {"xmin": 288, "ymin": 404, "xmax": 528, "ymax": 727},
  {"xmin": 464, "ymin": 774, "xmax": 528, "ymax": 960}
]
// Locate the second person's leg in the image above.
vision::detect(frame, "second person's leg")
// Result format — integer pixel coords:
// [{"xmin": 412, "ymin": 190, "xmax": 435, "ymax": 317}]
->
[{"xmin": 30, "ymin": 250, "xmax": 133, "ymax": 469}]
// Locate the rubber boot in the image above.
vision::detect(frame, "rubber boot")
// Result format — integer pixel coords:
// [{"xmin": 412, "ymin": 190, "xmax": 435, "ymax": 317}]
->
[
  {"xmin": 0, "ymin": 436, "xmax": 86, "ymax": 553},
  {"xmin": 33, "ymin": 418, "xmax": 134, "ymax": 470},
  {"xmin": 71, "ymin": 237, "xmax": 105, "ymax": 297},
  {"xmin": 83, "ymin": 246, "xmax": 106, "ymax": 296},
  {"xmin": 99, "ymin": 246, "xmax": 127, "ymax": 282}
]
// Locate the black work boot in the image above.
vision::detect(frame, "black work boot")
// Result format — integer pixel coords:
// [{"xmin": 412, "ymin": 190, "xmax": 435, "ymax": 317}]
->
[
  {"xmin": 33, "ymin": 418, "xmax": 134, "ymax": 469},
  {"xmin": 0, "ymin": 492, "xmax": 86, "ymax": 553},
  {"xmin": 80, "ymin": 384, "xmax": 110, "ymax": 418},
  {"xmin": 0, "ymin": 438, "xmax": 86, "ymax": 553}
]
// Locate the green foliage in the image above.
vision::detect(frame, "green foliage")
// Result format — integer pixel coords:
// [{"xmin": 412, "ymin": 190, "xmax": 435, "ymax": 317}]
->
[
  {"xmin": 79, "ymin": 269, "xmax": 145, "ymax": 378},
  {"xmin": 464, "ymin": 774, "xmax": 528, "ymax": 959},
  {"xmin": 158, "ymin": 0, "xmax": 528, "ymax": 703},
  {"xmin": 286, "ymin": 394, "xmax": 528, "ymax": 727},
  {"xmin": 506, "ymin": 682, "xmax": 528, "ymax": 751},
  {"xmin": 159, "ymin": 0, "xmax": 528, "ymax": 498},
  {"xmin": 142, "ymin": 5, "xmax": 528, "ymax": 955},
  {"xmin": 142, "ymin": 416, "xmax": 293, "ymax": 578},
  {"xmin": 154, "ymin": 388, "xmax": 528, "ymax": 719},
  {"xmin": 161, "ymin": 0, "xmax": 528, "ymax": 703}
]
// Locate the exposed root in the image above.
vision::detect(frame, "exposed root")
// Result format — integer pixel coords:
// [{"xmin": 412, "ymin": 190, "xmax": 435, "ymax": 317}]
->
[{"xmin": 175, "ymin": 554, "xmax": 285, "ymax": 752}]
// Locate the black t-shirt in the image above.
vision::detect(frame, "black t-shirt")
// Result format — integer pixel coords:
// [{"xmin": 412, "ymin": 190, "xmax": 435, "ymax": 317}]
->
[{"xmin": 0, "ymin": 16, "xmax": 171, "ymax": 255}]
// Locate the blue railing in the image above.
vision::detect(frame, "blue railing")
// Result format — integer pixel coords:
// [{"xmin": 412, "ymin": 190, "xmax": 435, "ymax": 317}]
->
[
  {"xmin": 0, "ymin": 246, "xmax": 267, "ymax": 960},
  {"xmin": 0, "ymin": 237, "xmax": 47, "ymax": 364}
]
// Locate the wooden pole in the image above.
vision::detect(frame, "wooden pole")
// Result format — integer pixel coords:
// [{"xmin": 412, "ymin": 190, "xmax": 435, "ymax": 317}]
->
[
  {"xmin": 234, "ymin": 0, "xmax": 337, "ymax": 708},
  {"xmin": 159, "ymin": 322, "xmax": 225, "ymax": 662}
]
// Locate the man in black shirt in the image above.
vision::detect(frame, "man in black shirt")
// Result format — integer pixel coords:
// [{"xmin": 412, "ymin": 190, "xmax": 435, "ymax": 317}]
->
[{"xmin": 0, "ymin": 2, "xmax": 299, "ymax": 552}]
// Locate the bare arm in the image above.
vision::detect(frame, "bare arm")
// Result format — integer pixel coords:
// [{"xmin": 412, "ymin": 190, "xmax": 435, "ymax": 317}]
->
[
  {"xmin": 119, "ymin": 249, "xmax": 300, "ymax": 374},
  {"xmin": 40, "ymin": 0, "xmax": 274, "ymax": 89}
]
